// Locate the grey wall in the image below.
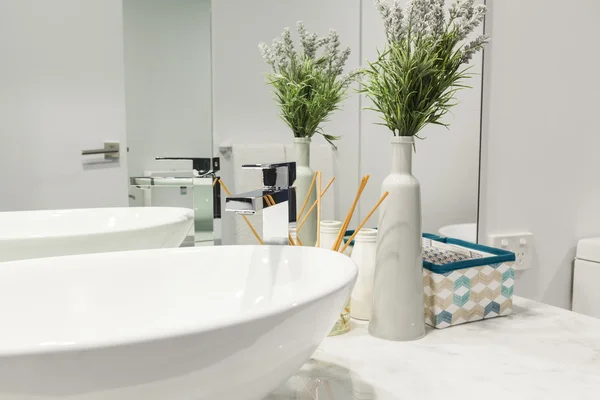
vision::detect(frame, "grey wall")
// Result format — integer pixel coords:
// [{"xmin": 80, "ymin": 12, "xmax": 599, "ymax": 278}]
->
[
  {"xmin": 124, "ymin": 0, "xmax": 213, "ymax": 176},
  {"xmin": 0, "ymin": 0, "xmax": 128, "ymax": 211},
  {"xmin": 479, "ymin": 0, "xmax": 600, "ymax": 309}
]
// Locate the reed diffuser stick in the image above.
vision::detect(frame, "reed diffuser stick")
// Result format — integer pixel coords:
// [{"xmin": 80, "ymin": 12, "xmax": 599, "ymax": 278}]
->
[
  {"xmin": 296, "ymin": 172, "xmax": 317, "ymax": 221},
  {"xmin": 332, "ymin": 175, "xmax": 370, "ymax": 251},
  {"xmin": 339, "ymin": 191, "xmax": 389, "ymax": 254},
  {"xmin": 296, "ymin": 177, "xmax": 335, "ymax": 233},
  {"xmin": 316, "ymin": 172, "xmax": 322, "ymax": 247},
  {"xmin": 218, "ymin": 179, "xmax": 264, "ymax": 245}
]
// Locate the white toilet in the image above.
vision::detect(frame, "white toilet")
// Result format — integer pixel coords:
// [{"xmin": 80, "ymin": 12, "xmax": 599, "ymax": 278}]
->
[
  {"xmin": 438, "ymin": 223, "xmax": 477, "ymax": 243},
  {"xmin": 572, "ymin": 237, "xmax": 600, "ymax": 319}
]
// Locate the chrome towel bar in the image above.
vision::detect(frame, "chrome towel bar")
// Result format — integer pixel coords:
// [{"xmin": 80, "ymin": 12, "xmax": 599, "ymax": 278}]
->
[{"xmin": 82, "ymin": 142, "xmax": 120, "ymax": 160}]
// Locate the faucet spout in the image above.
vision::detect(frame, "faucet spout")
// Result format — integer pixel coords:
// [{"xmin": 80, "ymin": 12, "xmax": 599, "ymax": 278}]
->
[
  {"xmin": 225, "ymin": 188, "xmax": 292, "ymax": 215},
  {"xmin": 225, "ymin": 162, "xmax": 297, "ymax": 245}
]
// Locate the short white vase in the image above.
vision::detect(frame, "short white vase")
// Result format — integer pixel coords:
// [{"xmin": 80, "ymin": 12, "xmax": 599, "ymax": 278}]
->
[
  {"xmin": 369, "ymin": 136, "xmax": 426, "ymax": 341},
  {"xmin": 350, "ymin": 228, "xmax": 378, "ymax": 321},
  {"xmin": 319, "ymin": 220, "xmax": 342, "ymax": 250},
  {"xmin": 294, "ymin": 138, "xmax": 317, "ymax": 247}
]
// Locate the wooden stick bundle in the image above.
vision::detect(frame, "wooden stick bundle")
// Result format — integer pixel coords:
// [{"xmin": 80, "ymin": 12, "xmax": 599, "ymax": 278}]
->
[
  {"xmin": 296, "ymin": 177, "xmax": 335, "ymax": 233},
  {"xmin": 331, "ymin": 175, "xmax": 370, "ymax": 252},
  {"xmin": 296, "ymin": 172, "xmax": 317, "ymax": 221},
  {"xmin": 339, "ymin": 191, "xmax": 389, "ymax": 254}
]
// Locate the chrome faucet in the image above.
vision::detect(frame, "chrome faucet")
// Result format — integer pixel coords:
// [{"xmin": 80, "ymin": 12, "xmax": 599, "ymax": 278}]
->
[{"xmin": 225, "ymin": 162, "xmax": 296, "ymax": 245}]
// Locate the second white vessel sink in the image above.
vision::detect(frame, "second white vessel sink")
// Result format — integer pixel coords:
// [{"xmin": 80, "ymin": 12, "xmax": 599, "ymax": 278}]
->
[
  {"xmin": 0, "ymin": 245, "xmax": 357, "ymax": 399},
  {"xmin": 0, "ymin": 207, "xmax": 194, "ymax": 262}
]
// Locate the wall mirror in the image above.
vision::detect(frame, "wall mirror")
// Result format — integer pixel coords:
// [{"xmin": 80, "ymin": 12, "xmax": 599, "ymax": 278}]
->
[
  {"xmin": 124, "ymin": 0, "xmax": 217, "ymax": 246},
  {"xmin": 122, "ymin": 0, "xmax": 482, "ymax": 248},
  {"xmin": 0, "ymin": 0, "xmax": 481, "ymax": 252}
]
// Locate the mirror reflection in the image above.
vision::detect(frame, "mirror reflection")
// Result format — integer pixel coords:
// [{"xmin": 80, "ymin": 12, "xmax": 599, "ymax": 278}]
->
[{"xmin": 124, "ymin": 0, "xmax": 216, "ymax": 246}]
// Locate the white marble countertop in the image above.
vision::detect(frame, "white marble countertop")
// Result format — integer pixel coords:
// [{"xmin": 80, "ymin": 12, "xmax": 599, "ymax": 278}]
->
[{"xmin": 269, "ymin": 297, "xmax": 600, "ymax": 400}]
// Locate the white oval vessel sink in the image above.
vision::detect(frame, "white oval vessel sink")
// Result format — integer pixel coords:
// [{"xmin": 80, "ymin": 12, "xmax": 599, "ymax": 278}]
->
[
  {"xmin": 0, "ymin": 245, "xmax": 357, "ymax": 400},
  {"xmin": 0, "ymin": 207, "xmax": 194, "ymax": 262}
]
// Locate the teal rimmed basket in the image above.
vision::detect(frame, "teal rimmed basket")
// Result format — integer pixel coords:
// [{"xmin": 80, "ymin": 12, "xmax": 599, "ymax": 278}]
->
[{"xmin": 422, "ymin": 233, "xmax": 516, "ymax": 328}]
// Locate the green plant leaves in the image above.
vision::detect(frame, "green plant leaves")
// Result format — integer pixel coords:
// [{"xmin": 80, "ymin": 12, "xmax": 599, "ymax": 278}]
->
[
  {"xmin": 362, "ymin": 1, "xmax": 487, "ymax": 138},
  {"xmin": 261, "ymin": 25, "xmax": 359, "ymax": 144}
]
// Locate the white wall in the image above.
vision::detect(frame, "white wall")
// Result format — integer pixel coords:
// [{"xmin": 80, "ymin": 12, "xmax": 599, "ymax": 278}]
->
[
  {"xmin": 479, "ymin": 0, "xmax": 600, "ymax": 309},
  {"xmin": 359, "ymin": 0, "xmax": 483, "ymax": 234},
  {"xmin": 123, "ymin": 0, "xmax": 213, "ymax": 177},
  {"xmin": 0, "ymin": 0, "xmax": 128, "ymax": 211},
  {"xmin": 212, "ymin": 0, "xmax": 362, "ymax": 232}
]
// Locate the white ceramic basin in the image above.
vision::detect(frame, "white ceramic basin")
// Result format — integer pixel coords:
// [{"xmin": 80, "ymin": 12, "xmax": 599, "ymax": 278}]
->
[
  {"xmin": 0, "ymin": 245, "xmax": 357, "ymax": 399},
  {"xmin": 0, "ymin": 207, "xmax": 194, "ymax": 262}
]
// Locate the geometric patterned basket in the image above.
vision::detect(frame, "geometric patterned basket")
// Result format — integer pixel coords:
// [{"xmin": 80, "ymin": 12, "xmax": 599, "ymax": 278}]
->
[{"xmin": 422, "ymin": 234, "xmax": 516, "ymax": 329}]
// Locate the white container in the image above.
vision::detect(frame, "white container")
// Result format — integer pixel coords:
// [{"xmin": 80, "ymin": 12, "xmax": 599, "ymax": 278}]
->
[
  {"xmin": 294, "ymin": 138, "xmax": 317, "ymax": 246},
  {"xmin": 370, "ymin": 136, "xmax": 426, "ymax": 341},
  {"xmin": 319, "ymin": 220, "xmax": 342, "ymax": 251},
  {"xmin": 350, "ymin": 228, "xmax": 378, "ymax": 320}
]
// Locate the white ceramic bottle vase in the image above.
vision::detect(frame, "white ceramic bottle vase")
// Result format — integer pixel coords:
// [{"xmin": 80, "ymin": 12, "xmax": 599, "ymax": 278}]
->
[
  {"xmin": 319, "ymin": 220, "xmax": 342, "ymax": 250},
  {"xmin": 294, "ymin": 137, "xmax": 317, "ymax": 246},
  {"xmin": 369, "ymin": 136, "xmax": 426, "ymax": 341},
  {"xmin": 350, "ymin": 228, "xmax": 378, "ymax": 321}
]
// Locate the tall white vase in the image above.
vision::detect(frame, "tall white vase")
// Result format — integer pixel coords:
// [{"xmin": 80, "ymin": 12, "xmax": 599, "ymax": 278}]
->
[
  {"xmin": 294, "ymin": 137, "xmax": 317, "ymax": 246},
  {"xmin": 369, "ymin": 136, "xmax": 426, "ymax": 341}
]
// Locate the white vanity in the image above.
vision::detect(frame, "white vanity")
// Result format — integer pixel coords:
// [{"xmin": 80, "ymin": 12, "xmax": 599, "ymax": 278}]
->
[{"xmin": 273, "ymin": 297, "xmax": 600, "ymax": 399}]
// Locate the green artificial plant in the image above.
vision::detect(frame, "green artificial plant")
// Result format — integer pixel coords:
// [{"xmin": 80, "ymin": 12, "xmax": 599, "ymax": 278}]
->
[
  {"xmin": 259, "ymin": 23, "xmax": 359, "ymax": 147},
  {"xmin": 363, "ymin": 0, "xmax": 489, "ymax": 137}
]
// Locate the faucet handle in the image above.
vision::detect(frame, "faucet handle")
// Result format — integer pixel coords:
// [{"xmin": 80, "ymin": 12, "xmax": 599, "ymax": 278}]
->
[{"xmin": 242, "ymin": 162, "xmax": 296, "ymax": 189}]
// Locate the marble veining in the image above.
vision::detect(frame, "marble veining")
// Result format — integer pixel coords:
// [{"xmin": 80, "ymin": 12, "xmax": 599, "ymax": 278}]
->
[{"xmin": 270, "ymin": 297, "xmax": 600, "ymax": 399}]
